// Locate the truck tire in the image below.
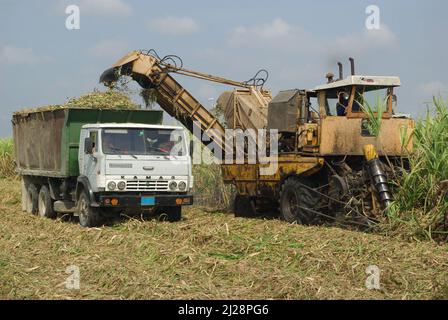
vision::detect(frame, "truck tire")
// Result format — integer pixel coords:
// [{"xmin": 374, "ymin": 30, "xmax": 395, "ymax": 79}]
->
[
  {"xmin": 26, "ymin": 183, "xmax": 39, "ymax": 215},
  {"xmin": 280, "ymin": 177, "xmax": 321, "ymax": 225},
  {"xmin": 38, "ymin": 185, "xmax": 56, "ymax": 219},
  {"xmin": 234, "ymin": 195, "xmax": 257, "ymax": 218},
  {"xmin": 160, "ymin": 206, "xmax": 182, "ymax": 222},
  {"xmin": 77, "ymin": 190, "xmax": 102, "ymax": 227}
]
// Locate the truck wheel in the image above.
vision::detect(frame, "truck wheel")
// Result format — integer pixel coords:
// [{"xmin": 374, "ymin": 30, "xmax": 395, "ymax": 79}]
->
[
  {"xmin": 234, "ymin": 195, "xmax": 257, "ymax": 218},
  {"xmin": 38, "ymin": 185, "xmax": 56, "ymax": 219},
  {"xmin": 77, "ymin": 191, "xmax": 102, "ymax": 227},
  {"xmin": 26, "ymin": 183, "xmax": 39, "ymax": 215},
  {"xmin": 280, "ymin": 177, "xmax": 321, "ymax": 225},
  {"xmin": 160, "ymin": 206, "xmax": 182, "ymax": 222}
]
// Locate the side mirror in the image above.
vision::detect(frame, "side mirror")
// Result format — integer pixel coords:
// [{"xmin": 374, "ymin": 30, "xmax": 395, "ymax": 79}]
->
[{"xmin": 84, "ymin": 137, "xmax": 93, "ymax": 154}]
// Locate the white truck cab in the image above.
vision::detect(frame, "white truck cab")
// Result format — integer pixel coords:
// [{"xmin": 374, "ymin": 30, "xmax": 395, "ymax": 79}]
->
[{"xmin": 77, "ymin": 123, "xmax": 193, "ymax": 225}]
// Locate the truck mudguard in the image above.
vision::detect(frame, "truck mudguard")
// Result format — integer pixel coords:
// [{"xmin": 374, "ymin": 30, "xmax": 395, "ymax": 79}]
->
[{"xmin": 76, "ymin": 176, "xmax": 99, "ymax": 207}]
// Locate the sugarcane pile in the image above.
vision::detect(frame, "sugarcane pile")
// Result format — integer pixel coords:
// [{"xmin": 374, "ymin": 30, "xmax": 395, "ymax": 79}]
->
[{"xmin": 15, "ymin": 89, "xmax": 139, "ymax": 115}]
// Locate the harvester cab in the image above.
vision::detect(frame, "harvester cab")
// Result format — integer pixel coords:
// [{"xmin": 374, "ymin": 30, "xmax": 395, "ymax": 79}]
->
[
  {"xmin": 265, "ymin": 58, "xmax": 413, "ymax": 156},
  {"xmin": 315, "ymin": 58, "xmax": 401, "ymax": 119},
  {"xmin": 300, "ymin": 58, "xmax": 414, "ymax": 158}
]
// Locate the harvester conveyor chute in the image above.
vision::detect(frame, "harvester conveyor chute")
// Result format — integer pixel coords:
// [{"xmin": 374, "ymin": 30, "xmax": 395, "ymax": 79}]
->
[{"xmin": 100, "ymin": 50, "xmax": 259, "ymax": 158}]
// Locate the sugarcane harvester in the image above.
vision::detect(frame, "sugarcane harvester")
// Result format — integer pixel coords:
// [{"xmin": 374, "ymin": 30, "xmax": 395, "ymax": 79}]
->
[{"xmin": 101, "ymin": 50, "xmax": 414, "ymax": 224}]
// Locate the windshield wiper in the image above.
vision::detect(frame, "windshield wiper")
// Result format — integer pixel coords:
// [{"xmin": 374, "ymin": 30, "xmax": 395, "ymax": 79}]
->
[
  {"xmin": 107, "ymin": 146, "xmax": 138, "ymax": 158},
  {"xmin": 107, "ymin": 146, "xmax": 121, "ymax": 153}
]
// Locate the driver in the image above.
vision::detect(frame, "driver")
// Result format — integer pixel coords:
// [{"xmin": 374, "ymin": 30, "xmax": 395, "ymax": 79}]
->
[
  {"xmin": 102, "ymin": 135, "xmax": 118, "ymax": 153},
  {"xmin": 336, "ymin": 92, "xmax": 349, "ymax": 116},
  {"xmin": 156, "ymin": 136, "xmax": 173, "ymax": 153}
]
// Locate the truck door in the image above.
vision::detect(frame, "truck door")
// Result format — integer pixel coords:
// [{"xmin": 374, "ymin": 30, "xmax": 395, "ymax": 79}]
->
[
  {"xmin": 85, "ymin": 130, "xmax": 98, "ymax": 186},
  {"xmin": 79, "ymin": 130, "xmax": 99, "ymax": 188}
]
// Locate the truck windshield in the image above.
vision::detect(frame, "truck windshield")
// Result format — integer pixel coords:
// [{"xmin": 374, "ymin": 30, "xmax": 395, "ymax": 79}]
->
[{"xmin": 102, "ymin": 128, "xmax": 184, "ymax": 156}]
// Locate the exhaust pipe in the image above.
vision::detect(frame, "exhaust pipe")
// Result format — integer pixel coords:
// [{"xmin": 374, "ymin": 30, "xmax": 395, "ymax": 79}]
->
[
  {"xmin": 349, "ymin": 57, "xmax": 355, "ymax": 75},
  {"xmin": 337, "ymin": 62, "xmax": 343, "ymax": 80}
]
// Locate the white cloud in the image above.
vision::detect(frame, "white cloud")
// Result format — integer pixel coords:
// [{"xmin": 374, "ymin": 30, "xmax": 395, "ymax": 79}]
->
[
  {"xmin": 148, "ymin": 17, "xmax": 200, "ymax": 36},
  {"xmin": 228, "ymin": 19, "xmax": 397, "ymax": 59},
  {"xmin": 231, "ymin": 18, "xmax": 292, "ymax": 42},
  {"xmin": 333, "ymin": 24, "xmax": 398, "ymax": 57},
  {"xmin": 196, "ymin": 84, "xmax": 219, "ymax": 104},
  {"xmin": 81, "ymin": 0, "xmax": 131, "ymax": 16},
  {"xmin": 87, "ymin": 39, "xmax": 130, "ymax": 58},
  {"xmin": 229, "ymin": 18, "xmax": 315, "ymax": 53},
  {"xmin": 57, "ymin": 0, "xmax": 132, "ymax": 17},
  {"xmin": 0, "ymin": 45, "xmax": 52, "ymax": 65},
  {"xmin": 419, "ymin": 81, "xmax": 448, "ymax": 96}
]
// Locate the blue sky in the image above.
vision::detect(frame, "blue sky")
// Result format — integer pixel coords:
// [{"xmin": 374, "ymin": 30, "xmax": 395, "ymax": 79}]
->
[{"xmin": 1, "ymin": 0, "xmax": 447, "ymax": 136}]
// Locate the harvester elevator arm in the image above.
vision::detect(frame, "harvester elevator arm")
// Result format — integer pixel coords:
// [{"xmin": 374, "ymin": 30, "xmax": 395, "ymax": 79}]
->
[{"xmin": 100, "ymin": 50, "xmax": 256, "ymax": 157}]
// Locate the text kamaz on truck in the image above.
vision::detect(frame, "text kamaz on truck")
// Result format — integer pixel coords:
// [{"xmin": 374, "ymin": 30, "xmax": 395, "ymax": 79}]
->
[{"xmin": 13, "ymin": 108, "xmax": 193, "ymax": 227}]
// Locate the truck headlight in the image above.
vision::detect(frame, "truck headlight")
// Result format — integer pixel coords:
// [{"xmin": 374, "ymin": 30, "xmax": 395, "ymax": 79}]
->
[
  {"xmin": 178, "ymin": 181, "xmax": 187, "ymax": 191},
  {"xmin": 169, "ymin": 181, "xmax": 177, "ymax": 191},
  {"xmin": 117, "ymin": 181, "xmax": 126, "ymax": 190},
  {"xmin": 107, "ymin": 181, "xmax": 116, "ymax": 191}
]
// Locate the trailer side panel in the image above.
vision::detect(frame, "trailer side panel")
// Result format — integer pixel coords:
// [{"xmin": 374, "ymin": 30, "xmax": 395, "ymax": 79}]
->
[{"xmin": 13, "ymin": 109, "xmax": 65, "ymax": 177}]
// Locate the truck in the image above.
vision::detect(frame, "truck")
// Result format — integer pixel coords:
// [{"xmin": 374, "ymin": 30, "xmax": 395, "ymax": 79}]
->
[
  {"xmin": 101, "ymin": 50, "xmax": 414, "ymax": 225},
  {"xmin": 13, "ymin": 107, "xmax": 193, "ymax": 227}
]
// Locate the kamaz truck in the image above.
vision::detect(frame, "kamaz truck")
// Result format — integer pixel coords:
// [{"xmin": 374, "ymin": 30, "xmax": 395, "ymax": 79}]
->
[{"xmin": 13, "ymin": 108, "xmax": 193, "ymax": 227}]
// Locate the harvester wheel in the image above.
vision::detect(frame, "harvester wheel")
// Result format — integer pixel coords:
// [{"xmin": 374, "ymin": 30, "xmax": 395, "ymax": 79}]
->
[
  {"xmin": 26, "ymin": 183, "xmax": 39, "ymax": 215},
  {"xmin": 234, "ymin": 195, "xmax": 257, "ymax": 218},
  {"xmin": 38, "ymin": 185, "xmax": 56, "ymax": 219},
  {"xmin": 280, "ymin": 177, "xmax": 322, "ymax": 225},
  {"xmin": 77, "ymin": 190, "xmax": 102, "ymax": 228}
]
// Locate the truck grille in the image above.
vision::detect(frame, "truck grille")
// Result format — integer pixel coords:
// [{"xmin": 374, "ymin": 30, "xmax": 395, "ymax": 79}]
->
[{"xmin": 125, "ymin": 180, "xmax": 169, "ymax": 191}]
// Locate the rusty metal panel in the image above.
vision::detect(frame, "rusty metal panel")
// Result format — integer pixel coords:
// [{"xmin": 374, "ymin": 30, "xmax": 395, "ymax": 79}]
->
[
  {"xmin": 221, "ymin": 155, "xmax": 324, "ymax": 196},
  {"xmin": 267, "ymin": 90, "xmax": 301, "ymax": 132},
  {"xmin": 13, "ymin": 109, "xmax": 65, "ymax": 176},
  {"xmin": 319, "ymin": 116, "xmax": 414, "ymax": 156}
]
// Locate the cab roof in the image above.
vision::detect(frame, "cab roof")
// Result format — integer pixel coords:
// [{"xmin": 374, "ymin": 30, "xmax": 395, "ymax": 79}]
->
[
  {"xmin": 82, "ymin": 123, "xmax": 183, "ymax": 130},
  {"xmin": 314, "ymin": 75, "xmax": 401, "ymax": 91}
]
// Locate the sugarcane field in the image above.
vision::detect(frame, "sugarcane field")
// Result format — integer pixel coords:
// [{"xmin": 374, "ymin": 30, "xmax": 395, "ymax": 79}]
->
[{"xmin": 0, "ymin": 0, "xmax": 447, "ymax": 308}]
